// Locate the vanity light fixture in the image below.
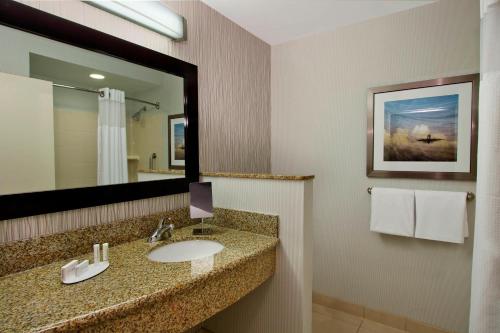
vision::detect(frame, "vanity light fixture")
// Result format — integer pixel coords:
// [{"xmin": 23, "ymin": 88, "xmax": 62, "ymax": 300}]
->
[
  {"xmin": 89, "ymin": 73, "xmax": 105, "ymax": 80},
  {"xmin": 84, "ymin": 1, "xmax": 186, "ymax": 41}
]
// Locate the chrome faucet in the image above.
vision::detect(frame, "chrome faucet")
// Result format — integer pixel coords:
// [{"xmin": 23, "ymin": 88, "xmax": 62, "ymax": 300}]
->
[{"xmin": 148, "ymin": 218, "xmax": 174, "ymax": 243}]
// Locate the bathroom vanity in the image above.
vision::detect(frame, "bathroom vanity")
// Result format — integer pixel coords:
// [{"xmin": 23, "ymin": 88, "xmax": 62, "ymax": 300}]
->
[{"xmin": 0, "ymin": 209, "xmax": 279, "ymax": 333}]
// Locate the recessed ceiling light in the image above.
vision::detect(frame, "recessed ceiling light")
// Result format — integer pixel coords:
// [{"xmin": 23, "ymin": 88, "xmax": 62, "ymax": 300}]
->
[{"xmin": 89, "ymin": 73, "xmax": 105, "ymax": 80}]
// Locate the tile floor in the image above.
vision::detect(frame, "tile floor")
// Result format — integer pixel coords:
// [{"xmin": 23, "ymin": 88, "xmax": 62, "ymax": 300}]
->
[
  {"xmin": 195, "ymin": 304, "xmax": 411, "ymax": 333},
  {"xmin": 313, "ymin": 303, "xmax": 410, "ymax": 333}
]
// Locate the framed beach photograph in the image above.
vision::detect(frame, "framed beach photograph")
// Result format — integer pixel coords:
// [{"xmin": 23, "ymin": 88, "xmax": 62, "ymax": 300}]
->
[
  {"xmin": 367, "ymin": 74, "xmax": 479, "ymax": 180},
  {"xmin": 168, "ymin": 114, "xmax": 186, "ymax": 169}
]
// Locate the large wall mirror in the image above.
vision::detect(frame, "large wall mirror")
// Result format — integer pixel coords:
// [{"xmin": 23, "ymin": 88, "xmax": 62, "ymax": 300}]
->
[{"xmin": 0, "ymin": 1, "xmax": 199, "ymax": 220}]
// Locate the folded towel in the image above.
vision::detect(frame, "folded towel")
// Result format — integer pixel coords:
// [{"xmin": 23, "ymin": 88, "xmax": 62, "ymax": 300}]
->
[
  {"xmin": 415, "ymin": 190, "xmax": 468, "ymax": 243},
  {"xmin": 370, "ymin": 187, "xmax": 415, "ymax": 237}
]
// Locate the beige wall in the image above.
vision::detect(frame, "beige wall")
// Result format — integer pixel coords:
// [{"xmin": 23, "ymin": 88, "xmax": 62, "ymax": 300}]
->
[
  {"xmin": 126, "ymin": 74, "xmax": 184, "ymax": 171},
  {"xmin": 271, "ymin": 1, "xmax": 479, "ymax": 332},
  {"xmin": 0, "ymin": 72, "xmax": 55, "ymax": 195},
  {"xmin": 2, "ymin": 0, "xmax": 270, "ymax": 240},
  {"xmin": 128, "ymin": 112, "xmax": 165, "ymax": 170},
  {"xmin": 53, "ymin": 89, "xmax": 98, "ymax": 189}
]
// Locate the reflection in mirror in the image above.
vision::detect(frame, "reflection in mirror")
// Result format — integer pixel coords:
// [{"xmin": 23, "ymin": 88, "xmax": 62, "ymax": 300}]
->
[
  {"xmin": 0, "ymin": 24, "xmax": 186, "ymax": 196},
  {"xmin": 191, "ymin": 255, "xmax": 215, "ymax": 277},
  {"xmin": 189, "ymin": 182, "xmax": 214, "ymax": 235}
]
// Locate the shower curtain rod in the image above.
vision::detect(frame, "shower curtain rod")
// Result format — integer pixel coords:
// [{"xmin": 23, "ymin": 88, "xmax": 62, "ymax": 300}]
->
[{"xmin": 52, "ymin": 83, "xmax": 160, "ymax": 109}]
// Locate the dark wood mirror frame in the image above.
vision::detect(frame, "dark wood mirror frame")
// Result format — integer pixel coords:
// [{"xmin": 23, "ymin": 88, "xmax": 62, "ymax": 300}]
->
[{"xmin": 0, "ymin": 1, "xmax": 199, "ymax": 220}]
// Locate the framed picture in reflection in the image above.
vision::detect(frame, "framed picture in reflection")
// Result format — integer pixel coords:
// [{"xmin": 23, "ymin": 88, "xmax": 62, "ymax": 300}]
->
[
  {"xmin": 367, "ymin": 74, "xmax": 479, "ymax": 180},
  {"xmin": 168, "ymin": 114, "xmax": 185, "ymax": 169}
]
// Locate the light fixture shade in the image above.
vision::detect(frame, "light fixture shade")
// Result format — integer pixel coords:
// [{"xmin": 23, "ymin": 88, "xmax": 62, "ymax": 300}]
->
[
  {"xmin": 89, "ymin": 73, "xmax": 105, "ymax": 80},
  {"xmin": 84, "ymin": 1, "xmax": 185, "ymax": 41}
]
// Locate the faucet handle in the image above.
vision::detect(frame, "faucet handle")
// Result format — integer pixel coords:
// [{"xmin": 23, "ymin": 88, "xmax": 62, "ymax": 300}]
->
[{"xmin": 158, "ymin": 217, "xmax": 173, "ymax": 229}]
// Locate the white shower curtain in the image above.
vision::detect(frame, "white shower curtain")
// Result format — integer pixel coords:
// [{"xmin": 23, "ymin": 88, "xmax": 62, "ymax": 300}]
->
[
  {"xmin": 97, "ymin": 88, "xmax": 128, "ymax": 185},
  {"xmin": 469, "ymin": 1, "xmax": 500, "ymax": 332}
]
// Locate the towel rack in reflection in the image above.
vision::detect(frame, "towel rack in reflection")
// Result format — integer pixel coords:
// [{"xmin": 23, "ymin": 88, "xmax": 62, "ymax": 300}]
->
[{"xmin": 366, "ymin": 187, "xmax": 475, "ymax": 201}]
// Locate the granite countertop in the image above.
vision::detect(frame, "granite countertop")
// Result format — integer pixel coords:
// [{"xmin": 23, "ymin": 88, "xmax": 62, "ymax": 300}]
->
[
  {"xmin": 201, "ymin": 172, "xmax": 315, "ymax": 180},
  {"xmin": 138, "ymin": 168, "xmax": 185, "ymax": 175},
  {"xmin": 135, "ymin": 170, "xmax": 314, "ymax": 180},
  {"xmin": 0, "ymin": 224, "xmax": 278, "ymax": 333}
]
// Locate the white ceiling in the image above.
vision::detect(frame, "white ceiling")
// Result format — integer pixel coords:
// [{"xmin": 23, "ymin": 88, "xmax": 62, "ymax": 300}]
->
[{"xmin": 200, "ymin": 0, "xmax": 435, "ymax": 45}]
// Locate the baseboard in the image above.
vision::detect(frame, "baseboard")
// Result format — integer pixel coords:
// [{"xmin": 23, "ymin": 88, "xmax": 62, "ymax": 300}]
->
[{"xmin": 313, "ymin": 291, "xmax": 456, "ymax": 333}]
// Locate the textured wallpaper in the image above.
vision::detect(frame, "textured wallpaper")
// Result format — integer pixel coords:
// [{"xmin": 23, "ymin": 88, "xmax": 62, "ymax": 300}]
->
[
  {"xmin": 271, "ymin": 0, "xmax": 479, "ymax": 332},
  {"xmin": 166, "ymin": 0, "xmax": 271, "ymax": 173},
  {"xmin": 2, "ymin": 0, "xmax": 270, "ymax": 242}
]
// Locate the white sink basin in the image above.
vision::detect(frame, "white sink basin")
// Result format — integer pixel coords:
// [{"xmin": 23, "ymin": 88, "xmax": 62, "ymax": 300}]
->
[{"xmin": 147, "ymin": 240, "xmax": 224, "ymax": 263}]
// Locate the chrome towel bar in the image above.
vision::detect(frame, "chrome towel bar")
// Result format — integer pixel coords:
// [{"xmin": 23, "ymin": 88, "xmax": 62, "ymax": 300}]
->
[{"xmin": 367, "ymin": 187, "xmax": 475, "ymax": 201}]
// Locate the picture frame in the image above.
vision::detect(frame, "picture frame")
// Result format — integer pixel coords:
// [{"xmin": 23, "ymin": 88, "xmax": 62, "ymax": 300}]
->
[
  {"xmin": 168, "ymin": 114, "xmax": 186, "ymax": 170},
  {"xmin": 367, "ymin": 74, "xmax": 479, "ymax": 180}
]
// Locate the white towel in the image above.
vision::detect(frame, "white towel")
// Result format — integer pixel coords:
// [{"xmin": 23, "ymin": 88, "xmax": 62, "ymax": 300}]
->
[
  {"xmin": 415, "ymin": 190, "xmax": 468, "ymax": 244},
  {"xmin": 370, "ymin": 187, "xmax": 415, "ymax": 237}
]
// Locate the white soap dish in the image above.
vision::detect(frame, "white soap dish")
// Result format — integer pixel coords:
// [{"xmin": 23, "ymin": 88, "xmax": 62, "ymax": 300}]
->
[{"xmin": 62, "ymin": 261, "xmax": 109, "ymax": 284}]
